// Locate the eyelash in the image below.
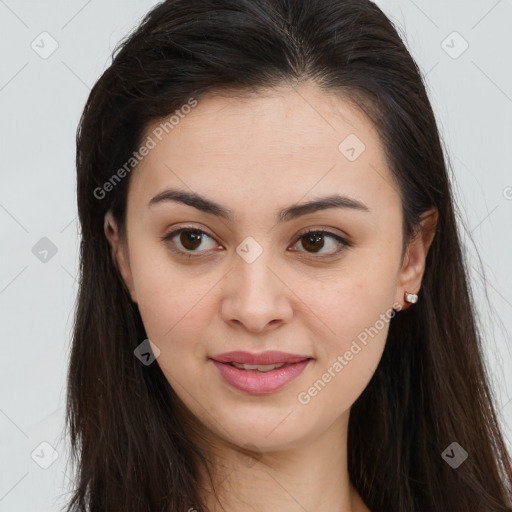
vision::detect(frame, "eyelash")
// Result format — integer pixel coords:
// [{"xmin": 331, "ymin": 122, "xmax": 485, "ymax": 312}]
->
[{"xmin": 160, "ymin": 225, "xmax": 350, "ymax": 260}]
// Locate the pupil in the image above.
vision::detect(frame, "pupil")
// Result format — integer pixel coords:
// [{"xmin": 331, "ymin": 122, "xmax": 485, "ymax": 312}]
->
[
  {"xmin": 180, "ymin": 231, "xmax": 202, "ymax": 250},
  {"xmin": 303, "ymin": 233, "xmax": 324, "ymax": 253}
]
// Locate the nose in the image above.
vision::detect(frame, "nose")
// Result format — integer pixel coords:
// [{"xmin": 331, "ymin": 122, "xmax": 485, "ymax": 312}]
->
[{"xmin": 219, "ymin": 252, "xmax": 294, "ymax": 334}]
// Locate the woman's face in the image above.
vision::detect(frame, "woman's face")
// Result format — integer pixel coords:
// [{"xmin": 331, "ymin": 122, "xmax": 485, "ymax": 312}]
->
[{"xmin": 107, "ymin": 83, "xmax": 429, "ymax": 452}]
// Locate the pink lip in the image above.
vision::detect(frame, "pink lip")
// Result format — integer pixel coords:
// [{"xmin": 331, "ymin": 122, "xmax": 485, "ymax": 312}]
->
[{"xmin": 209, "ymin": 351, "xmax": 312, "ymax": 395}]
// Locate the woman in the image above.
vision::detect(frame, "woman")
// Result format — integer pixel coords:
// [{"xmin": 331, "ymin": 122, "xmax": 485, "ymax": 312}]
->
[{"xmin": 64, "ymin": 0, "xmax": 512, "ymax": 511}]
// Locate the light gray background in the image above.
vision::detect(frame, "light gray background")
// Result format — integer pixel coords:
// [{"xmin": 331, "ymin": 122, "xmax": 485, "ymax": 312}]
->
[{"xmin": 0, "ymin": 0, "xmax": 511, "ymax": 510}]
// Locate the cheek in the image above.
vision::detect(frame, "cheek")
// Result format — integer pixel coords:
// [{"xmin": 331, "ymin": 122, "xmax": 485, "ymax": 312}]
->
[
  {"xmin": 128, "ymin": 236, "xmax": 212, "ymax": 338},
  {"xmin": 134, "ymin": 273, "xmax": 216, "ymax": 372},
  {"xmin": 310, "ymin": 247, "xmax": 398, "ymax": 345},
  {"xmin": 128, "ymin": 245, "xmax": 222, "ymax": 397},
  {"xmin": 133, "ymin": 264, "xmax": 214, "ymax": 397},
  {"xmin": 299, "ymin": 250, "xmax": 399, "ymax": 409},
  {"xmin": 300, "ymin": 284, "xmax": 393, "ymax": 409}
]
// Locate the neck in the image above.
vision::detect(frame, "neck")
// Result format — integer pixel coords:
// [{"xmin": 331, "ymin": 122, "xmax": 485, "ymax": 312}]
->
[{"xmin": 193, "ymin": 411, "xmax": 369, "ymax": 512}]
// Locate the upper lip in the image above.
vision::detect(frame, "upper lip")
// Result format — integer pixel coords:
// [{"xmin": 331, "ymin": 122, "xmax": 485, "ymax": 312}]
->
[{"xmin": 210, "ymin": 350, "xmax": 311, "ymax": 365}]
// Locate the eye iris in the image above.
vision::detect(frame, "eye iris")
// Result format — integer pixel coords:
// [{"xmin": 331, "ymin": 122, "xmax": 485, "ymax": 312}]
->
[
  {"xmin": 180, "ymin": 230, "xmax": 203, "ymax": 250},
  {"xmin": 302, "ymin": 232, "xmax": 324, "ymax": 253}
]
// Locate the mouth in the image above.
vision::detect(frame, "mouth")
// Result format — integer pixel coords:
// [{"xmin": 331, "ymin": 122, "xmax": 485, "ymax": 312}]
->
[{"xmin": 208, "ymin": 352, "xmax": 313, "ymax": 395}]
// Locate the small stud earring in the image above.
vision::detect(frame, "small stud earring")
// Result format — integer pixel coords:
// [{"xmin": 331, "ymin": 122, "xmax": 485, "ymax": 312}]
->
[{"xmin": 404, "ymin": 291, "xmax": 418, "ymax": 304}]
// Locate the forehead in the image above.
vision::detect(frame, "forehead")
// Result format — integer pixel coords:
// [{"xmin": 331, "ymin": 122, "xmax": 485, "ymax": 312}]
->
[{"xmin": 128, "ymin": 83, "xmax": 398, "ymax": 217}]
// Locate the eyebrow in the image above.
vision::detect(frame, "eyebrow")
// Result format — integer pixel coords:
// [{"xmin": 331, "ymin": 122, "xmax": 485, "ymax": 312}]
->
[{"xmin": 148, "ymin": 188, "xmax": 370, "ymax": 223}]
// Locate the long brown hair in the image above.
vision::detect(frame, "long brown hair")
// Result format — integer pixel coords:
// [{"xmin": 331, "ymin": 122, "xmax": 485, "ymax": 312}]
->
[{"xmin": 64, "ymin": 0, "xmax": 512, "ymax": 510}]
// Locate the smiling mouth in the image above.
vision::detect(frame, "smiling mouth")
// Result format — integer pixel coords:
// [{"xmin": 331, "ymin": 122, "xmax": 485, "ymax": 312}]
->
[{"xmin": 209, "ymin": 358, "xmax": 312, "ymax": 395}]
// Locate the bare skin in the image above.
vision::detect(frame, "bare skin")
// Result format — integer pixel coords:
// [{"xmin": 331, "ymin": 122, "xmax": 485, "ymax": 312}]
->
[{"xmin": 105, "ymin": 82, "xmax": 437, "ymax": 512}]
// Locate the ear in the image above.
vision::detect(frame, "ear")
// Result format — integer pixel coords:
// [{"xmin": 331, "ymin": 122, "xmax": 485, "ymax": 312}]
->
[
  {"xmin": 394, "ymin": 207, "xmax": 438, "ymax": 310},
  {"xmin": 104, "ymin": 210, "xmax": 137, "ymax": 303}
]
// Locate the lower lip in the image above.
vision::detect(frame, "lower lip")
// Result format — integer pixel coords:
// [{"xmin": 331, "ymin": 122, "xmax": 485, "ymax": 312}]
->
[{"xmin": 210, "ymin": 359, "xmax": 311, "ymax": 395}]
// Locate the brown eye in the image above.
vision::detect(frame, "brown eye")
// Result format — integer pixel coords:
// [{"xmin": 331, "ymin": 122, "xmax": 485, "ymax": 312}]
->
[
  {"xmin": 162, "ymin": 228, "xmax": 218, "ymax": 257},
  {"xmin": 291, "ymin": 230, "xmax": 349, "ymax": 257},
  {"xmin": 178, "ymin": 230, "xmax": 204, "ymax": 251},
  {"xmin": 301, "ymin": 232, "xmax": 326, "ymax": 253}
]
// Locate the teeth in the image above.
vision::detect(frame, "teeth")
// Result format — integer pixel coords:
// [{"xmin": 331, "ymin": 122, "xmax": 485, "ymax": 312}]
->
[{"xmin": 231, "ymin": 362, "xmax": 286, "ymax": 372}]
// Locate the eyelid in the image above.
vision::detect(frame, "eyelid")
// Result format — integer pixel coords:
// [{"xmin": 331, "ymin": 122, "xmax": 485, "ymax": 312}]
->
[{"xmin": 294, "ymin": 225, "xmax": 351, "ymax": 243}]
